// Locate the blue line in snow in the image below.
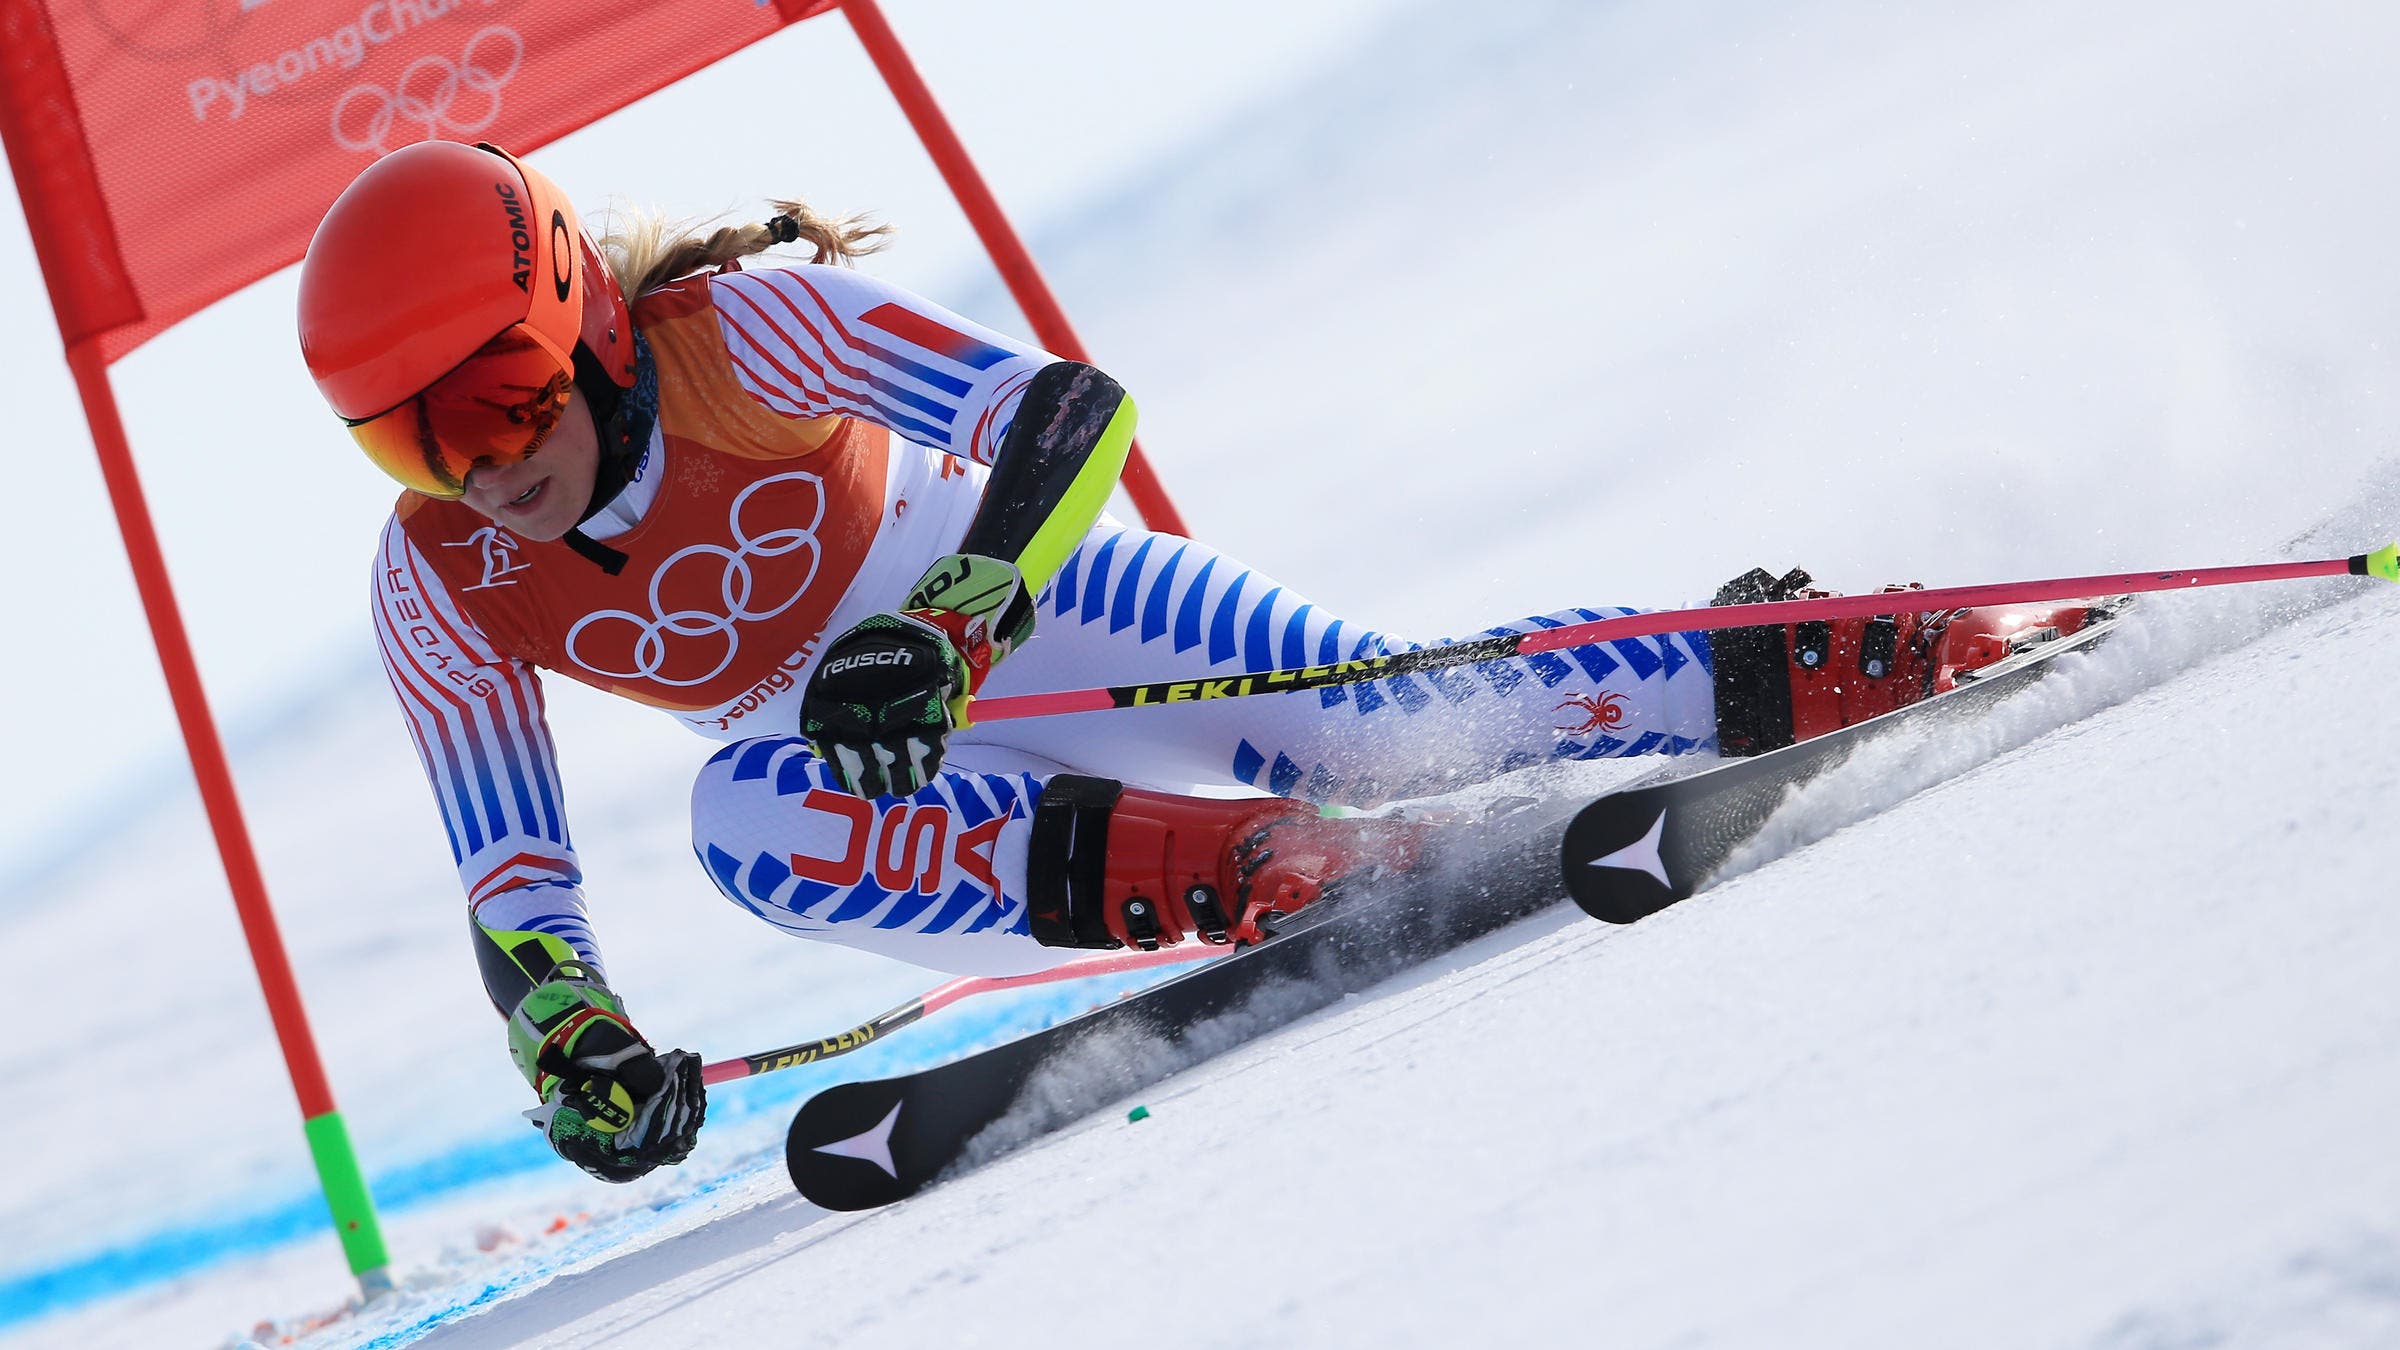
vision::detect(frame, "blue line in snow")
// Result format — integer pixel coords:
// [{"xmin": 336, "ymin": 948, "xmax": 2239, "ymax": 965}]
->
[{"xmin": 0, "ymin": 970, "xmax": 1183, "ymax": 1337}]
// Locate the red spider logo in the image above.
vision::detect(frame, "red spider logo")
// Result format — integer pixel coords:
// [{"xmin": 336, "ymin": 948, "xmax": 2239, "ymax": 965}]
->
[{"xmin": 1555, "ymin": 690, "xmax": 1629, "ymax": 736}]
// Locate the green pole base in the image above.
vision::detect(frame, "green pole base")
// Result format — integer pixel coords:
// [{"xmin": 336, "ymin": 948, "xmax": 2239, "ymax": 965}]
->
[{"xmin": 301, "ymin": 1110, "xmax": 392, "ymax": 1283}]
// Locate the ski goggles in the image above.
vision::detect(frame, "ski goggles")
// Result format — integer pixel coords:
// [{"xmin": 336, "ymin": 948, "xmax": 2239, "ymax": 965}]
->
[{"xmin": 343, "ymin": 323, "xmax": 577, "ymax": 499}]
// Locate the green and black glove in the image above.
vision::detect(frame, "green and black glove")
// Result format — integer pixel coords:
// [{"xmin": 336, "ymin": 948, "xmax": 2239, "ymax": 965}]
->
[
  {"xmin": 507, "ymin": 963, "xmax": 706, "ymax": 1184},
  {"xmin": 802, "ymin": 553, "xmax": 1036, "ymax": 798}
]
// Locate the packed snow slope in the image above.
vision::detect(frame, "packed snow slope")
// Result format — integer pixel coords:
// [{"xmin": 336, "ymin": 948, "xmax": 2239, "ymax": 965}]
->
[
  {"xmin": 405, "ymin": 585, "xmax": 2400, "ymax": 1350},
  {"xmin": 6, "ymin": 0, "xmax": 2400, "ymax": 1346}
]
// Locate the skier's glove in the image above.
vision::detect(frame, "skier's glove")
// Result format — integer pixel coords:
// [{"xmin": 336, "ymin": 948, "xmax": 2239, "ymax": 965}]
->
[
  {"xmin": 507, "ymin": 965, "xmax": 706, "ymax": 1184},
  {"xmin": 803, "ymin": 553, "xmax": 1035, "ymax": 798}
]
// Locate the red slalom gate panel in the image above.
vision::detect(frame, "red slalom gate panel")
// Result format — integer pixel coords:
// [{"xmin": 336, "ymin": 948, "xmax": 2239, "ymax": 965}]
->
[
  {"xmin": 1, "ymin": 0, "xmax": 1185, "ymax": 527},
  {"xmin": 4, "ymin": 0, "xmax": 824, "ymax": 358}
]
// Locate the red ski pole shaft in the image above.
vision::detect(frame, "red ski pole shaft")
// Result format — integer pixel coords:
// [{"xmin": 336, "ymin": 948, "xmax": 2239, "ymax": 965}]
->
[
  {"xmin": 702, "ymin": 945, "xmax": 1218, "ymax": 1086},
  {"xmin": 968, "ymin": 544, "xmax": 2399, "ymax": 725}
]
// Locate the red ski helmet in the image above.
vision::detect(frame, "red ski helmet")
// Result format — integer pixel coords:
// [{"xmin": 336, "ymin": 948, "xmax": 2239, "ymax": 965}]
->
[{"xmin": 298, "ymin": 140, "xmax": 635, "ymax": 498}]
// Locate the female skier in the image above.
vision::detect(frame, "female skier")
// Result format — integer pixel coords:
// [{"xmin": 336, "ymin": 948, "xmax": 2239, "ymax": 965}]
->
[{"xmin": 299, "ymin": 140, "xmax": 1996, "ymax": 1183}]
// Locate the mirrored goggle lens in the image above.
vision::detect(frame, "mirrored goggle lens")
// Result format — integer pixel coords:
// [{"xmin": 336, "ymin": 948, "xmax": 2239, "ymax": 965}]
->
[{"xmin": 345, "ymin": 330, "xmax": 575, "ymax": 498}]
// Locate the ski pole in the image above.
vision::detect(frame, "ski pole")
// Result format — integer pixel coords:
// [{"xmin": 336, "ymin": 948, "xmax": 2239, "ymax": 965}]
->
[
  {"xmin": 969, "ymin": 543, "xmax": 2400, "ymax": 724},
  {"xmin": 702, "ymin": 944, "xmax": 1220, "ymax": 1085}
]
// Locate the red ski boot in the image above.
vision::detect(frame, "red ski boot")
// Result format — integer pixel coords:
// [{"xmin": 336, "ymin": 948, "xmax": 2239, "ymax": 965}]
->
[
  {"xmin": 1024, "ymin": 776, "xmax": 1427, "ymax": 951},
  {"xmin": 1708, "ymin": 567, "xmax": 2096, "ymax": 757}
]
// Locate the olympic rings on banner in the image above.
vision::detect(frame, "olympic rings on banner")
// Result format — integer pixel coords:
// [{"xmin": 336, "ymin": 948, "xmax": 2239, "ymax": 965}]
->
[{"xmin": 332, "ymin": 25, "xmax": 523, "ymax": 153}]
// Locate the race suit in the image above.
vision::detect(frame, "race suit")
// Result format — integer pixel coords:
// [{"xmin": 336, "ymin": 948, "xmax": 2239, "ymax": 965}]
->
[{"xmin": 372, "ymin": 263, "xmax": 1718, "ymax": 979}]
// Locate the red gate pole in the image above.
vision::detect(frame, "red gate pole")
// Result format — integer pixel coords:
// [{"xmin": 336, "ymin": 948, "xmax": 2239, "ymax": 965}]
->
[
  {"xmin": 60, "ymin": 341, "xmax": 392, "ymax": 1297},
  {"xmin": 837, "ymin": 0, "xmax": 1191, "ymax": 537}
]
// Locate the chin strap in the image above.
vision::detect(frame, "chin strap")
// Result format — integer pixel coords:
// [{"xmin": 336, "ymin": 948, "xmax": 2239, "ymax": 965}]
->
[{"xmin": 561, "ymin": 331, "xmax": 659, "ymax": 574}]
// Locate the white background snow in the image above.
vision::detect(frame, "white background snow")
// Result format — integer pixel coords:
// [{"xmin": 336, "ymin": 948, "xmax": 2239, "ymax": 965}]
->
[{"xmin": 4, "ymin": 0, "xmax": 2398, "ymax": 1346}]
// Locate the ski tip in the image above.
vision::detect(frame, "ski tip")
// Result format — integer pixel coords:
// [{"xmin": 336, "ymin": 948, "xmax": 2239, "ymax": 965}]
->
[
  {"xmin": 2353, "ymin": 542, "xmax": 2400, "ymax": 583},
  {"xmin": 1560, "ymin": 797, "xmax": 1689, "ymax": 923},
  {"xmin": 789, "ymin": 1088, "xmax": 917, "ymax": 1211}
]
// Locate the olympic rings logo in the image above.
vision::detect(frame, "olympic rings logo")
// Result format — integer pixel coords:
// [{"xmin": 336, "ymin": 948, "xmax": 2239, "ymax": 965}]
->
[
  {"xmin": 331, "ymin": 25, "xmax": 522, "ymax": 154},
  {"xmin": 566, "ymin": 473, "xmax": 830, "ymax": 689}
]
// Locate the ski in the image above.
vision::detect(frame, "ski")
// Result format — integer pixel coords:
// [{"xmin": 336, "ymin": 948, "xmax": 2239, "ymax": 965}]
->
[
  {"xmin": 786, "ymin": 605, "xmax": 2132, "ymax": 1210},
  {"xmin": 1562, "ymin": 603, "xmax": 2128, "ymax": 923},
  {"xmin": 784, "ymin": 806, "xmax": 1565, "ymax": 1211}
]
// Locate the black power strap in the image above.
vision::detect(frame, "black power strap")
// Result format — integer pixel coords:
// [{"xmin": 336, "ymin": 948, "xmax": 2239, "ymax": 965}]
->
[
  {"xmin": 1710, "ymin": 566, "xmax": 1808, "ymax": 757},
  {"xmin": 1026, "ymin": 774, "xmax": 1124, "ymax": 950}
]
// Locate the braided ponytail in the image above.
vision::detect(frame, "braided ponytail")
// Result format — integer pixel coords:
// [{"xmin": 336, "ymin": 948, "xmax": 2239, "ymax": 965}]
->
[{"xmin": 599, "ymin": 198, "xmax": 894, "ymax": 300}]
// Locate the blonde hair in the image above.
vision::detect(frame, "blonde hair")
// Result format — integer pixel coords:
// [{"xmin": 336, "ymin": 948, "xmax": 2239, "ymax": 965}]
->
[{"xmin": 597, "ymin": 198, "xmax": 894, "ymax": 299}]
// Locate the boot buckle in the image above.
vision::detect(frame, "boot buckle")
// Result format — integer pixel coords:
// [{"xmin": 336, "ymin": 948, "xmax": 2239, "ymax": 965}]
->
[
  {"xmin": 1858, "ymin": 616, "xmax": 1899, "ymax": 679},
  {"xmin": 1119, "ymin": 895, "xmax": 1163, "ymax": 951},
  {"xmin": 1184, "ymin": 884, "xmax": 1234, "ymax": 945}
]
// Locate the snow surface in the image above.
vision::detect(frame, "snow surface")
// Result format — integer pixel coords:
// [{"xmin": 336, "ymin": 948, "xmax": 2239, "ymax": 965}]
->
[{"xmin": 7, "ymin": 0, "xmax": 2400, "ymax": 1346}]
